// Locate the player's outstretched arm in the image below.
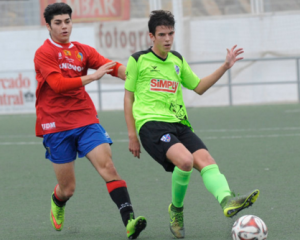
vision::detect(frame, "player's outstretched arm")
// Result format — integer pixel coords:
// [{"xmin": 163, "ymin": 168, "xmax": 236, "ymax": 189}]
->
[
  {"xmin": 117, "ymin": 65, "xmax": 126, "ymax": 80},
  {"xmin": 124, "ymin": 90, "xmax": 141, "ymax": 159},
  {"xmin": 194, "ymin": 45, "xmax": 243, "ymax": 95},
  {"xmin": 81, "ymin": 61, "xmax": 117, "ymax": 85},
  {"xmin": 45, "ymin": 62, "xmax": 116, "ymax": 93}
]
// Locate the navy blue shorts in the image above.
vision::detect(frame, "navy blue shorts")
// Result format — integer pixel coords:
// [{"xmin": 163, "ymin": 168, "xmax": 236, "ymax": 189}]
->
[{"xmin": 43, "ymin": 123, "xmax": 113, "ymax": 164}]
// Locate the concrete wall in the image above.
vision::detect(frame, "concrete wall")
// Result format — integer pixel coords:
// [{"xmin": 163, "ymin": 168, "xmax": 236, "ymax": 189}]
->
[
  {"xmin": 0, "ymin": 12, "xmax": 299, "ymax": 113},
  {"xmin": 186, "ymin": 12, "xmax": 300, "ymax": 106}
]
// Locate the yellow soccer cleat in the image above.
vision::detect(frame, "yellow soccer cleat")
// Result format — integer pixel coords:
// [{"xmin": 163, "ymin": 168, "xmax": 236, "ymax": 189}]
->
[
  {"xmin": 168, "ymin": 203, "xmax": 185, "ymax": 238},
  {"xmin": 221, "ymin": 189, "xmax": 260, "ymax": 218},
  {"xmin": 50, "ymin": 192, "xmax": 65, "ymax": 231},
  {"xmin": 126, "ymin": 213, "xmax": 147, "ymax": 239}
]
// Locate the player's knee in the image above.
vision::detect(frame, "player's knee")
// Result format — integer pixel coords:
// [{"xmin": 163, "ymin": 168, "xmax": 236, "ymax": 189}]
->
[
  {"xmin": 61, "ymin": 185, "xmax": 75, "ymax": 199},
  {"xmin": 102, "ymin": 160, "xmax": 118, "ymax": 175},
  {"xmin": 178, "ymin": 154, "xmax": 193, "ymax": 171}
]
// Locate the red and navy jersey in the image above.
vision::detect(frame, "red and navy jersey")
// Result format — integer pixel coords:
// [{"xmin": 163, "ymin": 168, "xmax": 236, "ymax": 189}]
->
[{"xmin": 34, "ymin": 38, "xmax": 118, "ymax": 137}]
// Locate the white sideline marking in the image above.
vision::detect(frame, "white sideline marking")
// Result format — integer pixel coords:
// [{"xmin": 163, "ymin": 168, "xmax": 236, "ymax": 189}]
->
[
  {"xmin": 285, "ymin": 109, "xmax": 300, "ymax": 113},
  {"xmin": 0, "ymin": 135, "xmax": 35, "ymax": 138},
  {"xmin": 1, "ymin": 126, "xmax": 300, "ymax": 140},
  {"xmin": 1, "ymin": 133, "xmax": 300, "ymax": 145},
  {"xmin": 112, "ymin": 127, "xmax": 300, "ymax": 134},
  {"xmin": 194, "ymin": 127, "xmax": 300, "ymax": 133},
  {"xmin": 203, "ymin": 133, "xmax": 300, "ymax": 140},
  {"xmin": 0, "ymin": 142, "xmax": 41, "ymax": 145}
]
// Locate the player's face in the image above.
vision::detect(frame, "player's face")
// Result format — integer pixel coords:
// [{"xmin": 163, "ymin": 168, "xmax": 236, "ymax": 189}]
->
[
  {"xmin": 150, "ymin": 25, "xmax": 174, "ymax": 58},
  {"xmin": 47, "ymin": 14, "xmax": 72, "ymax": 44}
]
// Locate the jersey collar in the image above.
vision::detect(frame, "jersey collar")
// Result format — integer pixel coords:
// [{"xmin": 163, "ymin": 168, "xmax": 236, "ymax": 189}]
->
[
  {"xmin": 150, "ymin": 47, "xmax": 168, "ymax": 61},
  {"xmin": 48, "ymin": 38, "xmax": 74, "ymax": 49}
]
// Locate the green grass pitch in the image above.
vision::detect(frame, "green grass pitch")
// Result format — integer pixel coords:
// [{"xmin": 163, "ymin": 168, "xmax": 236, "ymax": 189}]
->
[{"xmin": 0, "ymin": 103, "xmax": 299, "ymax": 239}]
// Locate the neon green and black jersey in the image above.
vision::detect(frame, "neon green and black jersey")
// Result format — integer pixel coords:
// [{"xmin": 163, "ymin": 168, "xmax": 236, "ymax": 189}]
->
[{"xmin": 125, "ymin": 48, "xmax": 201, "ymax": 133}]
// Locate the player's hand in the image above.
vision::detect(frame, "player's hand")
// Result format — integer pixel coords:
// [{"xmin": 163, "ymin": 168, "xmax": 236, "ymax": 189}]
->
[
  {"xmin": 128, "ymin": 136, "xmax": 141, "ymax": 159},
  {"xmin": 224, "ymin": 45, "xmax": 244, "ymax": 69},
  {"xmin": 93, "ymin": 61, "xmax": 116, "ymax": 80}
]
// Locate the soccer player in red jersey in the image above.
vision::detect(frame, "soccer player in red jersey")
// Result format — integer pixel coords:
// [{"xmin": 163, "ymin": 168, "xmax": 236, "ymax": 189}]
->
[{"xmin": 34, "ymin": 3, "xmax": 146, "ymax": 239}]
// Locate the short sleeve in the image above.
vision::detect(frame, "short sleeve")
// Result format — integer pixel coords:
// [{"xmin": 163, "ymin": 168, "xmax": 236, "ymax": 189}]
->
[
  {"xmin": 124, "ymin": 56, "xmax": 138, "ymax": 92},
  {"xmin": 34, "ymin": 50, "xmax": 61, "ymax": 80},
  {"xmin": 181, "ymin": 58, "xmax": 200, "ymax": 90}
]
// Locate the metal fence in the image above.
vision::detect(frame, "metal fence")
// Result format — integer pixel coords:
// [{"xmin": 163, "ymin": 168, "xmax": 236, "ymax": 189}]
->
[
  {"xmin": 188, "ymin": 56, "xmax": 300, "ymax": 106},
  {"xmin": 1, "ymin": 56, "xmax": 300, "ymax": 112},
  {"xmin": 88, "ymin": 56, "xmax": 300, "ymax": 110}
]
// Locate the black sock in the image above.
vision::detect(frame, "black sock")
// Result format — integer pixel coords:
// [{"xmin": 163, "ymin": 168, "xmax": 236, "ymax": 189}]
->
[
  {"xmin": 106, "ymin": 180, "xmax": 134, "ymax": 226},
  {"xmin": 52, "ymin": 193, "xmax": 67, "ymax": 207}
]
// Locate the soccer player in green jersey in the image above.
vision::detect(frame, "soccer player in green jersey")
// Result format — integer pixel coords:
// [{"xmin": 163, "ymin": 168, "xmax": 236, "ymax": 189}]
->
[{"xmin": 124, "ymin": 10, "xmax": 259, "ymax": 239}]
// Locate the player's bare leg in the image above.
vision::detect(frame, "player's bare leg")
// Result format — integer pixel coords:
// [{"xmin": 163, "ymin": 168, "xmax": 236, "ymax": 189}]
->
[
  {"xmin": 192, "ymin": 149, "xmax": 216, "ymax": 172},
  {"xmin": 52, "ymin": 161, "xmax": 76, "ymax": 200},
  {"xmin": 86, "ymin": 143, "xmax": 146, "ymax": 239},
  {"xmin": 86, "ymin": 143, "xmax": 121, "ymax": 181},
  {"xmin": 167, "ymin": 143, "xmax": 193, "ymax": 171}
]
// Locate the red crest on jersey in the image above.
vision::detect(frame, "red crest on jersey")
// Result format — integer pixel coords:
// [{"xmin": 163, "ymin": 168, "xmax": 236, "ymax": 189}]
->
[{"xmin": 63, "ymin": 50, "xmax": 71, "ymax": 56}]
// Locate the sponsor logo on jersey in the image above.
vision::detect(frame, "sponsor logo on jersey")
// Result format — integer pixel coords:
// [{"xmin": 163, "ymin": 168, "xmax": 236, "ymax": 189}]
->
[
  {"xmin": 63, "ymin": 50, "xmax": 71, "ymax": 56},
  {"xmin": 59, "ymin": 63, "xmax": 84, "ymax": 72},
  {"xmin": 160, "ymin": 134, "xmax": 171, "ymax": 142},
  {"xmin": 58, "ymin": 52, "xmax": 62, "ymax": 60},
  {"xmin": 64, "ymin": 56, "xmax": 74, "ymax": 63},
  {"xmin": 76, "ymin": 51, "xmax": 83, "ymax": 61},
  {"xmin": 150, "ymin": 65, "xmax": 159, "ymax": 72},
  {"xmin": 150, "ymin": 79, "xmax": 179, "ymax": 93},
  {"xmin": 42, "ymin": 122, "xmax": 56, "ymax": 130},
  {"xmin": 170, "ymin": 102, "xmax": 187, "ymax": 120},
  {"xmin": 175, "ymin": 65, "xmax": 180, "ymax": 74}
]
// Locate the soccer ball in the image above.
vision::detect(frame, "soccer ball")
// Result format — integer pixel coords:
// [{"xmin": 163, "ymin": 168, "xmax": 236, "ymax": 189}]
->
[{"xmin": 232, "ymin": 215, "xmax": 268, "ymax": 240}]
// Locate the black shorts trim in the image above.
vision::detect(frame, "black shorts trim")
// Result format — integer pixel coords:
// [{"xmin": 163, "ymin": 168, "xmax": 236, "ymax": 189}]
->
[{"xmin": 139, "ymin": 121, "xmax": 207, "ymax": 172}]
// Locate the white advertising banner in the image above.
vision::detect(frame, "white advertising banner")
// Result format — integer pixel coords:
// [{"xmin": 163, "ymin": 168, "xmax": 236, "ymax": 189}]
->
[
  {"xmin": 0, "ymin": 71, "xmax": 36, "ymax": 114},
  {"xmin": 95, "ymin": 19, "xmax": 152, "ymax": 62}
]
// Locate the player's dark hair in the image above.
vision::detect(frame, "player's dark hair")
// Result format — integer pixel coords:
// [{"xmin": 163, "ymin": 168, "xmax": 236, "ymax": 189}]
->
[
  {"xmin": 44, "ymin": 2, "xmax": 72, "ymax": 25},
  {"xmin": 148, "ymin": 10, "xmax": 175, "ymax": 35}
]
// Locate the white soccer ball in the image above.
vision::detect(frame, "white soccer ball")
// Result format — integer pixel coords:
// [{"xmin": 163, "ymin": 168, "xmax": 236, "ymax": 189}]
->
[{"xmin": 232, "ymin": 215, "xmax": 268, "ymax": 240}]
